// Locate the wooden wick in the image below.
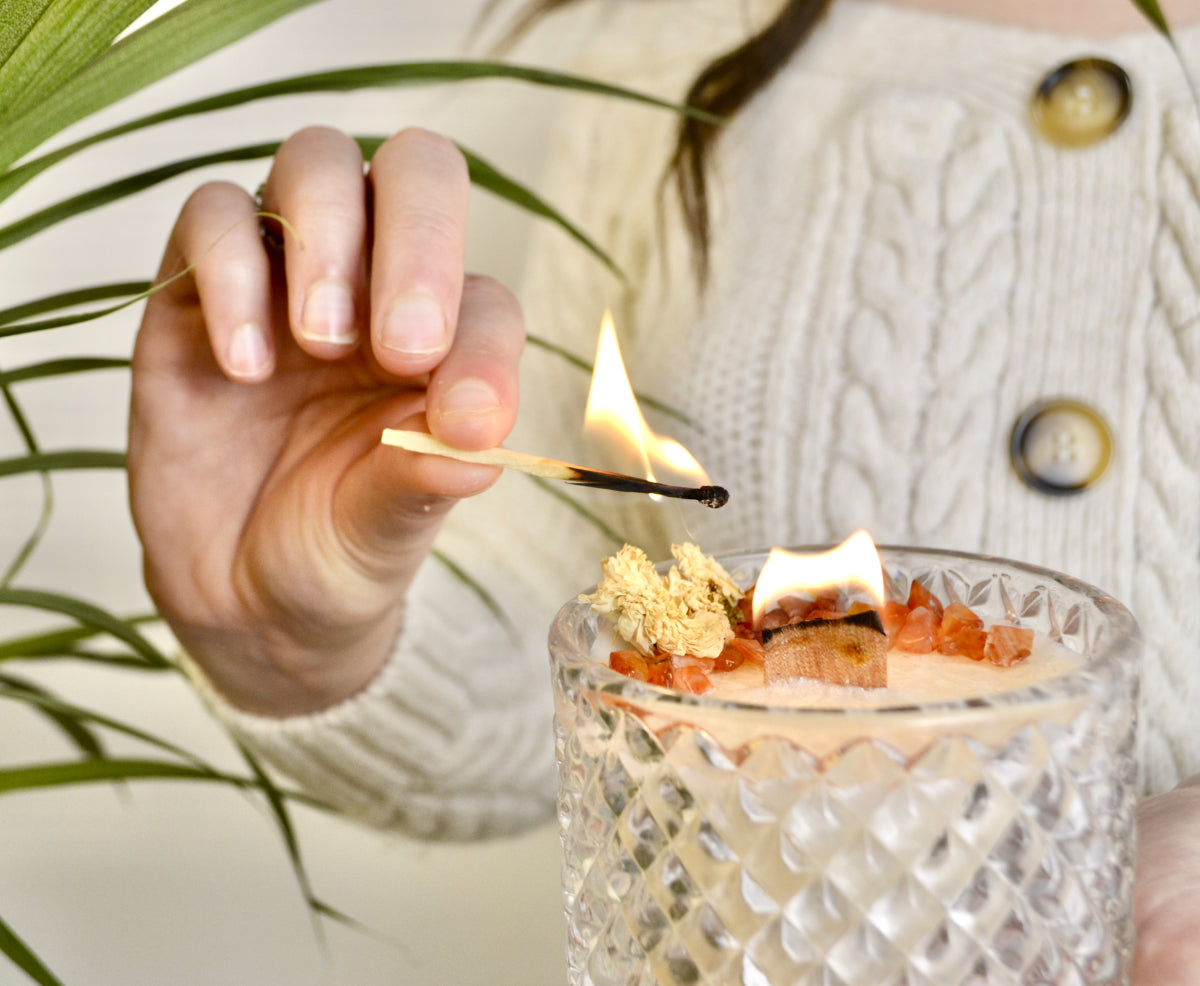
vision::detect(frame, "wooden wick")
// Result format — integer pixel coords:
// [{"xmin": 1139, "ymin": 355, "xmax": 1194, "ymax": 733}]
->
[{"xmin": 380, "ymin": 429, "xmax": 729, "ymax": 508}]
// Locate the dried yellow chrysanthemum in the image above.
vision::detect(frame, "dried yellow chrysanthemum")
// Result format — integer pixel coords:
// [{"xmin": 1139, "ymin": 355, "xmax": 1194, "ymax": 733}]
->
[{"xmin": 580, "ymin": 543, "xmax": 744, "ymax": 658}]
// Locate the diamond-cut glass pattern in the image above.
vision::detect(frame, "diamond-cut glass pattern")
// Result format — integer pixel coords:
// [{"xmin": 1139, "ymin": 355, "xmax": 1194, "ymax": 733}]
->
[{"xmin": 550, "ymin": 548, "xmax": 1140, "ymax": 986}]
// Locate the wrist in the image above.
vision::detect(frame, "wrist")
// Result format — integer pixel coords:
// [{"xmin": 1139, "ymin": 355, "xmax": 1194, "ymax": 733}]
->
[{"xmin": 174, "ymin": 610, "xmax": 402, "ymax": 717}]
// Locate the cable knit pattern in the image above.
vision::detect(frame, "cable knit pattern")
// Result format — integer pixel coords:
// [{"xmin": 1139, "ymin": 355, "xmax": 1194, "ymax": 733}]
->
[
  {"xmin": 823, "ymin": 95, "xmax": 1018, "ymax": 545},
  {"xmin": 1138, "ymin": 102, "xmax": 1200, "ymax": 793},
  {"xmin": 195, "ymin": 1, "xmax": 1200, "ymax": 831}
]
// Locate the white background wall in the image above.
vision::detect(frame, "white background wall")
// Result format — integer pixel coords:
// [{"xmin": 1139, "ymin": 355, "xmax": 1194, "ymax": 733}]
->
[{"xmin": 0, "ymin": 2, "xmax": 577, "ymax": 983}]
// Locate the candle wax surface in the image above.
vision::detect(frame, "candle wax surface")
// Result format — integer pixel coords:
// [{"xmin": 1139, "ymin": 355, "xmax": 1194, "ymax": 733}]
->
[
  {"xmin": 594, "ymin": 629, "xmax": 1082, "ymax": 708},
  {"xmin": 708, "ymin": 635, "xmax": 1082, "ymax": 708}
]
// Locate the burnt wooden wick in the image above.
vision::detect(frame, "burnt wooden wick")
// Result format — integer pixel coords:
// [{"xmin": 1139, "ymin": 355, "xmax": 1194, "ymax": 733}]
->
[{"xmin": 761, "ymin": 609, "xmax": 888, "ymax": 688}]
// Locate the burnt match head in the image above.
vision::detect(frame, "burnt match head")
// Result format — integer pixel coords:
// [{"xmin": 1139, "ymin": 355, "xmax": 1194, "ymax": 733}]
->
[{"xmin": 569, "ymin": 468, "xmax": 730, "ymax": 507}]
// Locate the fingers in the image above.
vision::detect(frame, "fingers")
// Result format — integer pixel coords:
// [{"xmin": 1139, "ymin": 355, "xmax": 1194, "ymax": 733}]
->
[
  {"xmin": 367, "ymin": 128, "xmax": 470, "ymax": 377},
  {"xmin": 425, "ymin": 274, "xmax": 525, "ymax": 450},
  {"xmin": 261, "ymin": 127, "xmax": 367, "ymax": 356},
  {"xmin": 330, "ymin": 275, "xmax": 525, "ymax": 567},
  {"xmin": 159, "ymin": 181, "xmax": 275, "ymax": 382},
  {"xmin": 149, "ymin": 126, "xmax": 471, "ymax": 386}
]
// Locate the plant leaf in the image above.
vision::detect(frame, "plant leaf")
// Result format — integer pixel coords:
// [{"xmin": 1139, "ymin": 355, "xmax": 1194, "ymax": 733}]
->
[
  {"xmin": 458, "ymin": 144, "xmax": 623, "ymax": 282},
  {"xmin": 0, "ymin": 613, "xmax": 158, "ymax": 661},
  {"xmin": 0, "ymin": 282, "xmax": 149, "ymax": 328},
  {"xmin": 0, "ymin": 379, "xmax": 52, "ymax": 587},
  {"xmin": 0, "ymin": 757, "xmax": 248, "ymax": 794},
  {"xmin": 0, "ymin": 0, "xmax": 157, "ymax": 121},
  {"xmin": 1130, "ymin": 0, "xmax": 1171, "ymax": 34},
  {"xmin": 227, "ymin": 739, "xmax": 330, "ymax": 940},
  {"xmin": 527, "ymin": 476, "xmax": 626, "ymax": 547},
  {"xmin": 0, "ymin": 142, "xmax": 281, "ymax": 251},
  {"xmin": 0, "ymin": 60, "xmax": 721, "ymax": 202},
  {"xmin": 0, "ymin": 357, "xmax": 129, "ymax": 387},
  {"xmin": 0, "ymin": 757, "xmax": 327, "ymax": 813},
  {"xmin": 0, "ymin": 0, "xmax": 51, "ymax": 63},
  {"xmin": 0, "ymin": 587, "xmax": 171, "ymax": 669},
  {"xmin": 0, "ymin": 138, "xmax": 624, "ymax": 278},
  {"xmin": 0, "ymin": 684, "xmax": 232, "ymax": 769},
  {"xmin": 0, "ymin": 911, "xmax": 64, "ymax": 986},
  {"xmin": 525, "ymin": 334, "xmax": 696, "ymax": 428},
  {"xmin": 431, "ymin": 549, "xmax": 514, "ymax": 635},
  {"xmin": 0, "ymin": 0, "xmax": 326, "ymax": 174},
  {"xmin": 0, "ymin": 449, "xmax": 125, "ymax": 478},
  {"xmin": 0, "ymin": 293, "xmax": 155, "ymax": 339},
  {"xmin": 0, "ymin": 673, "xmax": 105, "ymax": 759},
  {"xmin": 2, "ymin": 650, "xmax": 165, "ymax": 670}
]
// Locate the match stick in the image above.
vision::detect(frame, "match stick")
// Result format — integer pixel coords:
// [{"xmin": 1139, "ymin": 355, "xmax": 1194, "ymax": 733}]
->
[{"xmin": 380, "ymin": 429, "xmax": 729, "ymax": 508}]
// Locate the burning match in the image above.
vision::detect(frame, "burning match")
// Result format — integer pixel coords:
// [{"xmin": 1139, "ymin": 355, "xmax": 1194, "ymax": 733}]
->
[{"xmin": 380, "ymin": 429, "xmax": 729, "ymax": 508}]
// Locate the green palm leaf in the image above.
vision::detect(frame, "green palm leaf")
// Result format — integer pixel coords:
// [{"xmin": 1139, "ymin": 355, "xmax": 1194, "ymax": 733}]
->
[
  {"xmin": 0, "ymin": 757, "xmax": 249, "ymax": 793},
  {"xmin": 0, "ymin": 143, "xmax": 282, "ymax": 251},
  {"xmin": 1130, "ymin": 0, "xmax": 1170, "ymax": 34},
  {"xmin": 0, "ymin": 61, "xmax": 719, "ymax": 202},
  {"xmin": 0, "ymin": 587, "xmax": 170, "ymax": 668},
  {"xmin": 0, "ymin": 614, "xmax": 158, "ymax": 662},
  {"xmin": 458, "ymin": 144, "xmax": 623, "ymax": 281},
  {"xmin": 0, "ymin": 378, "xmax": 52, "ymax": 587},
  {"xmin": 0, "ymin": 0, "xmax": 156, "ymax": 120},
  {"xmin": 0, "ymin": 283, "xmax": 150, "ymax": 328},
  {"xmin": 0, "ymin": 0, "xmax": 325, "ymax": 174},
  {"xmin": 0, "ymin": 685, "xmax": 242, "ymax": 771},
  {"xmin": 0, "ymin": 138, "xmax": 622, "ymax": 278},
  {"xmin": 0, "ymin": 358, "xmax": 129, "ymax": 387},
  {"xmin": 0, "ymin": 450, "xmax": 126, "ymax": 477},
  {"xmin": 0, "ymin": 911, "xmax": 63, "ymax": 986},
  {"xmin": 526, "ymin": 335, "xmax": 696, "ymax": 427},
  {"xmin": 528, "ymin": 476, "xmax": 625, "ymax": 547},
  {"xmin": 0, "ymin": 0, "xmax": 55, "ymax": 68},
  {"xmin": 0, "ymin": 293, "xmax": 154, "ymax": 339},
  {"xmin": 0, "ymin": 674, "xmax": 106, "ymax": 759}
]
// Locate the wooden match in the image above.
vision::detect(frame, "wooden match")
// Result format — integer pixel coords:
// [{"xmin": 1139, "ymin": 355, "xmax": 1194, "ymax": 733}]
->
[{"xmin": 380, "ymin": 429, "xmax": 729, "ymax": 508}]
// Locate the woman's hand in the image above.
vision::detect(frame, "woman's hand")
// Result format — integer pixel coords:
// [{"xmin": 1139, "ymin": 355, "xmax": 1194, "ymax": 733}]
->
[
  {"xmin": 1134, "ymin": 775, "xmax": 1200, "ymax": 983},
  {"xmin": 128, "ymin": 126, "xmax": 525, "ymax": 717}
]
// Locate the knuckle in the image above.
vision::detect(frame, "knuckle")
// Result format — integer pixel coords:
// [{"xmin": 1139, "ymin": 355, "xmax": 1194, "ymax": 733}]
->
[
  {"xmin": 375, "ymin": 127, "xmax": 468, "ymax": 182},
  {"xmin": 463, "ymin": 274, "xmax": 524, "ymax": 335},
  {"xmin": 389, "ymin": 200, "xmax": 463, "ymax": 247},
  {"xmin": 181, "ymin": 180, "xmax": 246, "ymax": 217},
  {"xmin": 282, "ymin": 124, "xmax": 359, "ymax": 159}
]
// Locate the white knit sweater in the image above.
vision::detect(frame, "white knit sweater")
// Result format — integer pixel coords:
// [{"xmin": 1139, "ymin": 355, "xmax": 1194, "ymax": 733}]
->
[{"xmin": 189, "ymin": 0, "xmax": 1200, "ymax": 834}]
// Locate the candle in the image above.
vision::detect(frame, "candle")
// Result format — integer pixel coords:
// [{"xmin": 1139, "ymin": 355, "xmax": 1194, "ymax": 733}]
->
[{"xmin": 549, "ymin": 545, "xmax": 1140, "ymax": 986}]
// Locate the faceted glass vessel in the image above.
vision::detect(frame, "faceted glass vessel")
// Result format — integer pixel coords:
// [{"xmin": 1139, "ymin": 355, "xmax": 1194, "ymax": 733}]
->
[{"xmin": 548, "ymin": 547, "xmax": 1141, "ymax": 986}]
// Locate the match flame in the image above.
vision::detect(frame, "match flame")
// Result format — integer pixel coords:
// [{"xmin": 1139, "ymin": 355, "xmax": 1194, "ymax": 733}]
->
[
  {"xmin": 583, "ymin": 311, "xmax": 710, "ymax": 488},
  {"xmin": 751, "ymin": 530, "xmax": 885, "ymax": 628}
]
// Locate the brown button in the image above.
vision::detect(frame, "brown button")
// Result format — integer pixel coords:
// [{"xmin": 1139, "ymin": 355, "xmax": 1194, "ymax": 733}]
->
[
  {"xmin": 1030, "ymin": 58, "xmax": 1132, "ymax": 147},
  {"xmin": 1011, "ymin": 399, "xmax": 1113, "ymax": 495}
]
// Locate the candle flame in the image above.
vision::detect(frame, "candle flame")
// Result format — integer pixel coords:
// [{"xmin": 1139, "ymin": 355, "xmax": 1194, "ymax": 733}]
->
[
  {"xmin": 751, "ymin": 531, "xmax": 885, "ymax": 628},
  {"xmin": 583, "ymin": 311, "xmax": 710, "ymax": 488}
]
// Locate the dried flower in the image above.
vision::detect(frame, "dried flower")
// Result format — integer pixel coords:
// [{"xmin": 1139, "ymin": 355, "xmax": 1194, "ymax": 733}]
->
[{"xmin": 580, "ymin": 543, "xmax": 744, "ymax": 657}]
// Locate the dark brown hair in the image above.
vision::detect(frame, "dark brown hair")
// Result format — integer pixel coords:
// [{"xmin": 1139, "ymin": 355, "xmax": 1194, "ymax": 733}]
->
[{"xmin": 490, "ymin": 0, "xmax": 834, "ymax": 280}]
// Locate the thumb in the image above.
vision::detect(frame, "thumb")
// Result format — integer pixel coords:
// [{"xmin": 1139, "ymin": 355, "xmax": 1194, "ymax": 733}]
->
[{"xmin": 331, "ymin": 405, "xmax": 502, "ymax": 588}]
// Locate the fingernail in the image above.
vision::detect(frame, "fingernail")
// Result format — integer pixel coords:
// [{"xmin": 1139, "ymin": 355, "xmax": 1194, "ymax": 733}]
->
[
  {"xmin": 382, "ymin": 293, "xmax": 447, "ymax": 356},
  {"xmin": 440, "ymin": 377, "xmax": 501, "ymax": 418},
  {"xmin": 301, "ymin": 279, "xmax": 357, "ymax": 345},
  {"xmin": 228, "ymin": 322, "xmax": 269, "ymax": 379}
]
